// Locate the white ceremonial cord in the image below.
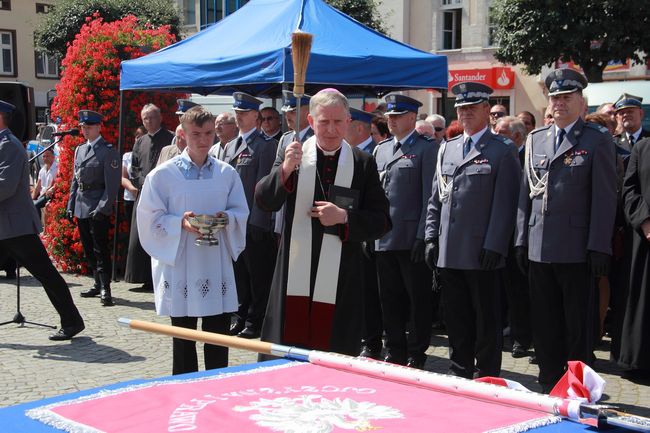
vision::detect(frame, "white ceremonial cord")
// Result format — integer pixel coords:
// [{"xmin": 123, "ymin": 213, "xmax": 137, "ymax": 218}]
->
[
  {"xmin": 436, "ymin": 140, "xmax": 453, "ymax": 202},
  {"xmin": 524, "ymin": 134, "xmax": 549, "ymax": 211}
]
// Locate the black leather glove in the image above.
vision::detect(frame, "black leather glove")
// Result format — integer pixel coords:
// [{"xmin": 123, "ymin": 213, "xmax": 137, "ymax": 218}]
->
[
  {"xmin": 362, "ymin": 241, "xmax": 374, "ymax": 259},
  {"xmin": 587, "ymin": 250, "xmax": 611, "ymax": 277},
  {"xmin": 91, "ymin": 211, "xmax": 106, "ymax": 222},
  {"xmin": 410, "ymin": 239, "xmax": 425, "ymax": 263},
  {"xmin": 514, "ymin": 246, "xmax": 528, "ymax": 275},
  {"xmin": 424, "ymin": 239, "xmax": 439, "ymax": 270},
  {"xmin": 66, "ymin": 210, "xmax": 75, "ymax": 223},
  {"xmin": 479, "ymin": 248, "xmax": 501, "ymax": 271}
]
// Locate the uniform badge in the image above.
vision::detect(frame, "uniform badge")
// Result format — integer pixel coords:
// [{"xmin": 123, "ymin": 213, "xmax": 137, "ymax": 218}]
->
[
  {"xmin": 111, "ymin": 159, "xmax": 119, "ymax": 169},
  {"xmin": 564, "ymin": 155, "xmax": 573, "ymax": 166}
]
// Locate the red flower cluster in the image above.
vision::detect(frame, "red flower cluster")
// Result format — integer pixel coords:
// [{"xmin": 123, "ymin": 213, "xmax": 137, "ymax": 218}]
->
[{"xmin": 43, "ymin": 14, "xmax": 183, "ymax": 273}]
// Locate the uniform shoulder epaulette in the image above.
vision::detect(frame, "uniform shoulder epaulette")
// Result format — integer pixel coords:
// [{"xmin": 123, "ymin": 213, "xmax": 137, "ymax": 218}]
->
[
  {"xmin": 378, "ymin": 137, "xmax": 392, "ymax": 145},
  {"xmin": 530, "ymin": 124, "xmax": 552, "ymax": 135},
  {"xmin": 106, "ymin": 143, "xmax": 113, "ymax": 148},
  {"xmin": 420, "ymin": 134, "xmax": 433, "ymax": 141},
  {"xmin": 492, "ymin": 133, "xmax": 514, "ymax": 147},
  {"xmin": 584, "ymin": 121, "xmax": 609, "ymax": 134}
]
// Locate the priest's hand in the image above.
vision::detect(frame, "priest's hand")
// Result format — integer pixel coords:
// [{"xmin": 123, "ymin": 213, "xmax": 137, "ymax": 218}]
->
[
  {"xmin": 181, "ymin": 211, "xmax": 201, "ymax": 235},
  {"xmin": 215, "ymin": 211, "xmax": 229, "ymax": 226},
  {"xmin": 282, "ymin": 141, "xmax": 303, "ymax": 178},
  {"xmin": 310, "ymin": 201, "xmax": 347, "ymax": 226},
  {"xmin": 642, "ymin": 218, "xmax": 650, "ymax": 242}
]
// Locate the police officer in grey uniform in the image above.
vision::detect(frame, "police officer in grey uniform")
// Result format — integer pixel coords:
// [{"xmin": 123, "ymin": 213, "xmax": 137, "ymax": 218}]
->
[
  {"xmin": 374, "ymin": 94, "xmax": 437, "ymax": 368},
  {"xmin": 67, "ymin": 110, "xmax": 121, "ymax": 306},
  {"xmin": 223, "ymin": 92, "xmax": 278, "ymax": 338},
  {"xmin": 425, "ymin": 83, "xmax": 521, "ymax": 379},
  {"xmin": 514, "ymin": 69, "xmax": 617, "ymax": 392},
  {"xmin": 0, "ymin": 99, "xmax": 85, "ymax": 340}
]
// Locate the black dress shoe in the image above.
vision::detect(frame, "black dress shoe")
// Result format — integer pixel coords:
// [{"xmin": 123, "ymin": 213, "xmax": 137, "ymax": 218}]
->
[
  {"xmin": 49, "ymin": 323, "xmax": 85, "ymax": 341},
  {"xmin": 80, "ymin": 287, "xmax": 100, "ymax": 298},
  {"xmin": 229, "ymin": 321, "xmax": 244, "ymax": 336},
  {"xmin": 406, "ymin": 356, "xmax": 426, "ymax": 369},
  {"xmin": 529, "ymin": 355, "xmax": 538, "ymax": 364},
  {"xmin": 359, "ymin": 345, "xmax": 382, "ymax": 360},
  {"xmin": 237, "ymin": 327, "xmax": 261, "ymax": 339},
  {"xmin": 511, "ymin": 343, "xmax": 529, "ymax": 358},
  {"xmin": 383, "ymin": 353, "xmax": 407, "ymax": 366}
]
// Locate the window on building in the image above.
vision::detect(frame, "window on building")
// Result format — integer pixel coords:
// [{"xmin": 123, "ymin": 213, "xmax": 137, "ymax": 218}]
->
[
  {"xmin": 35, "ymin": 51, "xmax": 59, "ymax": 78},
  {"xmin": 441, "ymin": 0, "xmax": 462, "ymax": 5},
  {"xmin": 0, "ymin": 30, "xmax": 16, "ymax": 76},
  {"xmin": 487, "ymin": 6, "xmax": 498, "ymax": 47},
  {"xmin": 36, "ymin": 3, "xmax": 54, "ymax": 13},
  {"xmin": 0, "ymin": 1, "xmax": 10, "ymax": 11},
  {"xmin": 442, "ymin": 9, "xmax": 462, "ymax": 50},
  {"xmin": 183, "ymin": 0, "xmax": 196, "ymax": 26},
  {"xmin": 200, "ymin": 0, "xmax": 249, "ymax": 29}
]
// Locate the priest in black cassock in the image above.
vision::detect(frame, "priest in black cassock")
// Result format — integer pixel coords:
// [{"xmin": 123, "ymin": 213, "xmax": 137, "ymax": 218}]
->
[
  {"xmin": 255, "ymin": 89, "xmax": 391, "ymax": 357},
  {"xmin": 125, "ymin": 104, "xmax": 174, "ymax": 290},
  {"xmin": 619, "ymin": 136, "xmax": 650, "ymax": 380}
]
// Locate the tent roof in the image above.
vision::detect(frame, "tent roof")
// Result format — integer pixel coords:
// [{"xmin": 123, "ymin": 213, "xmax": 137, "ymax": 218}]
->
[{"xmin": 119, "ymin": 0, "xmax": 448, "ymax": 97}]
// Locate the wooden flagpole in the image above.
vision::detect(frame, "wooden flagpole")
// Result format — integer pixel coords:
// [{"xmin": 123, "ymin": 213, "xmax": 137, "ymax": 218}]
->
[{"xmin": 118, "ymin": 318, "xmax": 650, "ymax": 431}]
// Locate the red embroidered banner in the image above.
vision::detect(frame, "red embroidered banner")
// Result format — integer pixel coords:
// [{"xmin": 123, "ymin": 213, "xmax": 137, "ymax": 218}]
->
[{"xmin": 28, "ymin": 362, "xmax": 559, "ymax": 433}]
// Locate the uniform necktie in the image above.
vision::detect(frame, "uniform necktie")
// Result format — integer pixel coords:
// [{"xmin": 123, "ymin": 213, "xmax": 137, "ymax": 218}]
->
[
  {"xmin": 629, "ymin": 134, "xmax": 636, "ymax": 146},
  {"xmin": 463, "ymin": 137, "xmax": 472, "ymax": 158},
  {"xmin": 555, "ymin": 128, "xmax": 566, "ymax": 152},
  {"xmin": 393, "ymin": 140, "xmax": 401, "ymax": 155}
]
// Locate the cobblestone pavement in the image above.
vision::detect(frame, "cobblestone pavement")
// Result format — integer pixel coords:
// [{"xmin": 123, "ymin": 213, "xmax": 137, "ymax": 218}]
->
[{"xmin": 1, "ymin": 270, "xmax": 649, "ymax": 418}]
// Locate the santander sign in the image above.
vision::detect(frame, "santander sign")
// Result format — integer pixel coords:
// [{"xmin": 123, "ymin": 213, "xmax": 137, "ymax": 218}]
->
[{"xmin": 448, "ymin": 67, "xmax": 515, "ymax": 91}]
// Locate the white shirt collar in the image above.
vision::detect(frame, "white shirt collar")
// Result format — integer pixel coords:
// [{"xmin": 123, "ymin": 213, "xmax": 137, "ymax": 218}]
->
[
  {"xmin": 395, "ymin": 129, "xmax": 416, "ymax": 145},
  {"xmin": 555, "ymin": 119, "xmax": 578, "ymax": 136},
  {"xmin": 87, "ymin": 135, "xmax": 102, "ymax": 147},
  {"xmin": 629, "ymin": 127, "xmax": 643, "ymax": 141},
  {"xmin": 298, "ymin": 126, "xmax": 311, "ymax": 140}
]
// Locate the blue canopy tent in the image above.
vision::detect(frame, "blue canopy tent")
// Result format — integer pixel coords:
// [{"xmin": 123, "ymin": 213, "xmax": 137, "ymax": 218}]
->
[{"xmin": 119, "ymin": 0, "xmax": 448, "ymax": 96}]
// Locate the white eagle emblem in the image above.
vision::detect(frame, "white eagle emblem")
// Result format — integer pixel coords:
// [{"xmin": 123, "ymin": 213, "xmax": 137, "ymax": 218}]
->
[{"xmin": 233, "ymin": 394, "xmax": 404, "ymax": 432}]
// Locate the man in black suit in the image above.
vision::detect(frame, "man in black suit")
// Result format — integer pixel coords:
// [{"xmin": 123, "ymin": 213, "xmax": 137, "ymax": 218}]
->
[{"xmin": 0, "ymin": 99, "xmax": 84, "ymax": 340}]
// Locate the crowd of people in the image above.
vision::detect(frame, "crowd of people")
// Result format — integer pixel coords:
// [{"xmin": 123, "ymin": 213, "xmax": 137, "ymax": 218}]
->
[{"xmin": 1, "ymin": 66, "xmax": 649, "ymax": 392}]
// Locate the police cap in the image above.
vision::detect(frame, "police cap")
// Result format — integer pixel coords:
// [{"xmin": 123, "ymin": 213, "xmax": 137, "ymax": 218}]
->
[
  {"xmin": 281, "ymin": 90, "xmax": 311, "ymax": 112},
  {"xmin": 78, "ymin": 110, "xmax": 103, "ymax": 125},
  {"xmin": 451, "ymin": 82, "xmax": 493, "ymax": 107},
  {"xmin": 614, "ymin": 93, "xmax": 643, "ymax": 111},
  {"xmin": 175, "ymin": 99, "xmax": 199, "ymax": 115},
  {"xmin": 232, "ymin": 92, "xmax": 262, "ymax": 111},
  {"xmin": 545, "ymin": 68, "xmax": 588, "ymax": 96},
  {"xmin": 384, "ymin": 94, "xmax": 422, "ymax": 115},
  {"xmin": 349, "ymin": 108, "xmax": 374, "ymax": 124}
]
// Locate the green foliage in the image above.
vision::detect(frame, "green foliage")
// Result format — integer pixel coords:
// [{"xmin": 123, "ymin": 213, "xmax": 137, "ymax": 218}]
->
[
  {"xmin": 34, "ymin": 0, "xmax": 181, "ymax": 59},
  {"xmin": 326, "ymin": 0, "xmax": 386, "ymax": 34},
  {"xmin": 491, "ymin": 0, "xmax": 650, "ymax": 82}
]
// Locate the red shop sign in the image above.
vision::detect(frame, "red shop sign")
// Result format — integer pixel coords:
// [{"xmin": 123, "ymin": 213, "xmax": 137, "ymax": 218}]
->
[{"xmin": 448, "ymin": 67, "xmax": 515, "ymax": 91}]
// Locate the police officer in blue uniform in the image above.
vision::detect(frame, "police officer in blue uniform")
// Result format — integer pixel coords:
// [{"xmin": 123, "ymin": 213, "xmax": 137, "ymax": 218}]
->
[
  {"xmin": 0, "ymin": 100, "xmax": 85, "ymax": 340},
  {"xmin": 514, "ymin": 69, "xmax": 617, "ymax": 392},
  {"xmin": 67, "ymin": 110, "xmax": 121, "ymax": 306},
  {"xmin": 346, "ymin": 107, "xmax": 382, "ymax": 358},
  {"xmin": 223, "ymin": 92, "xmax": 278, "ymax": 338},
  {"xmin": 425, "ymin": 83, "xmax": 521, "ymax": 379},
  {"xmin": 374, "ymin": 94, "xmax": 437, "ymax": 368}
]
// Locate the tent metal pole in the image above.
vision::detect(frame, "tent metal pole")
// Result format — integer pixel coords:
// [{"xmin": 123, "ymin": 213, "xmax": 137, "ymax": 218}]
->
[{"xmin": 111, "ymin": 91, "xmax": 126, "ymax": 282}]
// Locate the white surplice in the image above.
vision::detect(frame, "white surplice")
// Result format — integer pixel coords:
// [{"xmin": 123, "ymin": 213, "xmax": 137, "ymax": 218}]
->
[{"xmin": 137, "ymin": 157, "xmax": 249, "ymax": 317}]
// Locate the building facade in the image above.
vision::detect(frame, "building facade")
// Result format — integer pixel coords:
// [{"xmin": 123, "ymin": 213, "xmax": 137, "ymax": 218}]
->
[
  {"xmin": 177, "ymin": 0, "xmax": 249, "ymax": 34},
  {"xmin": 0, "ymin": 0, "xmax": 59, "ymax": 124}
]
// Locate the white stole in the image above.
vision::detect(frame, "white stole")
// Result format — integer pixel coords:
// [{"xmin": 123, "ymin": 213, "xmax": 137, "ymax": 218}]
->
[{"xmin": 286, "ymin": 136, "xmax": 354, "ymax": 306}]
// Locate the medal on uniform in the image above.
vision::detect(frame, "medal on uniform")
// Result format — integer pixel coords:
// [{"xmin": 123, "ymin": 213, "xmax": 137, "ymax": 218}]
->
[{"xmin": 564, "ymin": 154, "xmax": 573, "ymax": 166}]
